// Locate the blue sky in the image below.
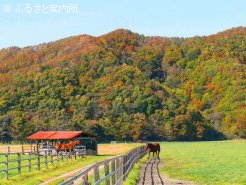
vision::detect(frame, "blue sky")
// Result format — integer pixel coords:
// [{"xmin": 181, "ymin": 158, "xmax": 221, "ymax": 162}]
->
[{"xmin": 0, "ymin": 0, "xmax": 245, "ymax": 49}]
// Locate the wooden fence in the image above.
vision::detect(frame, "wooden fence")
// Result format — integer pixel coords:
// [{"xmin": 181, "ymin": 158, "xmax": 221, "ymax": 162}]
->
[
  {"xmin": 60, "ymin": 146, "xmax": 146, "ymax": 185},
  {"xmin": 0, "ymin": 145, "xmax": 37, "ymax": 153},
  {"xmin": 0, "ymin": 147, "xmax": 86, "ymax": 179}
]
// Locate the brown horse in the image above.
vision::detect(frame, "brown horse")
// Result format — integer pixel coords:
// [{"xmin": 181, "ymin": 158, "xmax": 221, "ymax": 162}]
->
[
  {"xmin": 61, "ymin": 140, "xmax": 80, "ymax": 152},
  {"xmin": 55, "ymin": 140, "xmax": 80, "ymax": 153},
  {"xmin": 146, "ymin": 143, "xmax": 160, "ymax": 159},
  {"xmin": 55, "ymin": 143, "xmax": 63, "ymax": 152}
]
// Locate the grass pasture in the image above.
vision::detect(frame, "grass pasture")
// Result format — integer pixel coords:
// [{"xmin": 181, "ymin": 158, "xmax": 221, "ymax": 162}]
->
[
  {"xmin": 0, "ymin": 143, "xmax": 141, "ymax": 185},
  {"xmin": 161, "ymin": 141, "xmax": 246, "ymax": 185},
  {"xmin": 0, "ymin": 141, "xmax": 245, "ymax": 185},
  {"xmin": 0, "ymin": 155, "xmax": 108, "ymax": 185}
]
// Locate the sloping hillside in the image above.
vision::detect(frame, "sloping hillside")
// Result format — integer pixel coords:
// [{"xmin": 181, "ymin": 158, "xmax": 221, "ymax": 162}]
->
[{"xmin": 0, "ymin": 27, "xmax": 245, "ymax": 141}]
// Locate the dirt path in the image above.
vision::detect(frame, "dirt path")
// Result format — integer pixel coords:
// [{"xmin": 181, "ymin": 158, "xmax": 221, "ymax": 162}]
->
[
  {"xmin": 138, "ymin": 158, "xmax": 164, "ymax": 185},
  {"xmin": 138, "ymin": 158, "xmax": 197, "ymax": 185},
  {"xmin": 39, "ymin": 162, "xmax": 107, "ymax": 185},
  {"xmin": 39, "ymin": 163, "xmax": 94, "ymax": 185}
]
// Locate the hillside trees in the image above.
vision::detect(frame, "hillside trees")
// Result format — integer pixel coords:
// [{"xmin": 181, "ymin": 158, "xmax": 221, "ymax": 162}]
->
[{"xmin": 0, "ymin": 27, "xmax": 245, "ymax": 141}]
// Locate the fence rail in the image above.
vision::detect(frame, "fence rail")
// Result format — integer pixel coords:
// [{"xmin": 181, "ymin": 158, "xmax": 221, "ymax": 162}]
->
[
  {"xmin": 60, "ymin": 146, "xmax": 146, "ymax": 185},
  {"xmin": 0, "ymin": 147, "xmax": 86, "ymax": 179},
  {"xmin": 0, "ymin": 145, "xmax": 37, "ymax": 153}
]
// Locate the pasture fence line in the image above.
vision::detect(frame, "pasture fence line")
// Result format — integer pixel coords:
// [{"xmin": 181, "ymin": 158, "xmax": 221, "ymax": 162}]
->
[
  {"xmin": 0, "ymin": 145, "xmax": 38, "ymax": 154},
  {"xmin": 0, "ymin": 147, "xmax": 86, "ymax": 179},
  {"xmin": 60, "ymin": 145, "xmax": 146, "ymax": 185}
]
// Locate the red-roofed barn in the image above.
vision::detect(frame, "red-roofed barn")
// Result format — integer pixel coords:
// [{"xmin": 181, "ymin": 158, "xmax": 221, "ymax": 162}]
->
[{"xmin": 27, "ymin": 131, "xmax": 97, "ymax": 155}]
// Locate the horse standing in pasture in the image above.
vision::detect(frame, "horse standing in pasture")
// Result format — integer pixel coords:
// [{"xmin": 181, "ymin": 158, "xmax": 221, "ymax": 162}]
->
[
  {"xmin": 146, "ymin": 143, "xmax": 160, "ymax": 159},
  {"xmin": 55, "ymin": 140, "xmax": 80, "ymax": 153}
]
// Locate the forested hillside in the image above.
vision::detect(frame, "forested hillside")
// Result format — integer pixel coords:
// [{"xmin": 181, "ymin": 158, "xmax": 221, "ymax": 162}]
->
[{"xmin": 0, "ymin": 27, "xmax": 245, "ymax": 141}]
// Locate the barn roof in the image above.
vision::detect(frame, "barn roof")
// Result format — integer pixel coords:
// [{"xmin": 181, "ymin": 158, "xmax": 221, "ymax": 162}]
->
[{"xmin": 27, "ymin": 131, "xmax": 96, "ymax": 140}]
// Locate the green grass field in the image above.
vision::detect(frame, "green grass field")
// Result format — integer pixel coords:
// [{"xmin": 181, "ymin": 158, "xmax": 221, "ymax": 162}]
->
[
  {"xmin": 0, "ymin": 143, "xmax": 141, "ymax": 185},
  {"xmin": 0, "ymin": 141, "xmax": 246, "ymax": 185},
  {"xmin": 160, "ymin": 140, "xmax": 246, "ymax": 185},
  {"xmin": 0, "ymin": 155, "xmax": 109, "ymax": 185}
]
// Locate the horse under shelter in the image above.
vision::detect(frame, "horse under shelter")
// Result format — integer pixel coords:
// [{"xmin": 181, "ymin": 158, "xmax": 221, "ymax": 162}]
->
[{"xmin": 27, "ymin": 131, "xmax": 97, "ymax": 155}]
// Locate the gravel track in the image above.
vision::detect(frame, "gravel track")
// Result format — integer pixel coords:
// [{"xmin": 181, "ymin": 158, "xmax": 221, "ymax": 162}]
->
[
  {"xmin": 138, "ymin": 158, "xmax": 164, "ymax": 185},
  {"xmin": 138, "ymin": 158, "xmax": 197, "ymax": 185}
]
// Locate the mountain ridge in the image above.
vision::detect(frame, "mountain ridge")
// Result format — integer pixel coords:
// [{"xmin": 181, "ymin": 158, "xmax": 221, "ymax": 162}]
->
[
  {"xmin": 1, "ymin": 26, "xmax": 245, "ymax": 52},
  {"xmin": 0, "ymin": 26, "xmax": 245, "ymax": 141}
]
